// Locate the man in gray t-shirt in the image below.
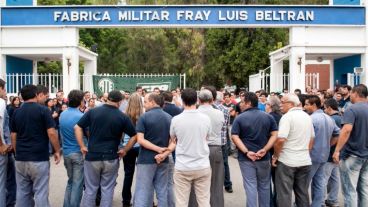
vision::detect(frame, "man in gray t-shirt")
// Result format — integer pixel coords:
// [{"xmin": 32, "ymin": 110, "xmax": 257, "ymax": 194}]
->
[
  {"xmin": 155, "ymin": 88, "xmax": 212, "ymax": 207},
  {"xmin": 333, "ymin": 84, "xmax": 368, "ymax": 207}
]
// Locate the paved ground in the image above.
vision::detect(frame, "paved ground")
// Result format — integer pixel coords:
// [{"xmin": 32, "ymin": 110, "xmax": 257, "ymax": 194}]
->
[{"xmin": 49, "ymin": 156, "xmax": 343, "ymax": 207}]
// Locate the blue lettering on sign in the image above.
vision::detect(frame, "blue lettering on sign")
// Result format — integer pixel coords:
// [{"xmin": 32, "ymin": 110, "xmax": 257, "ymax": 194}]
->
[{"xmin": 0, "ymin": 5, "xmax": 365, "ymax": 27}]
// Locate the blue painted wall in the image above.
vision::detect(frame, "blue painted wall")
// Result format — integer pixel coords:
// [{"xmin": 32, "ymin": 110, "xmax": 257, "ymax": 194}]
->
[
  {"xmin": 6, "ymin": 0, "xmax": 34, "ymax": 6},
  {"xmin": 333, "ymin": 0, "xmax": 361, "ymax": 5},
  {"xmin": 6, "ymin": 56, "xmax": 33, "ymax": 74},
  {"xmin": 6, "ymin": 56, "xmax": 33, "ymax": 93},
  {"xmin": 334, "ymin": 55, "xmax": 361, "ymax": 85}
]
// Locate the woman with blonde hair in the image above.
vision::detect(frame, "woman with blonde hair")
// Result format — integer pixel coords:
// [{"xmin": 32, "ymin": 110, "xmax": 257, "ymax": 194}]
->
[{"xmin": 121, "ymin": 92, "xmax": 144, "ymax": 207}]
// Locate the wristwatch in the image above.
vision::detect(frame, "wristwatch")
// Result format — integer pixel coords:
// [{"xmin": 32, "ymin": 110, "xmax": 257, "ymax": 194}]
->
[
  {"xmin": 244, "ymin": 151, "xmax": 249, "ymax": 155},
  {"xmin": 272, "ymin": 155, "xmax": 278, "ymax": 159}
]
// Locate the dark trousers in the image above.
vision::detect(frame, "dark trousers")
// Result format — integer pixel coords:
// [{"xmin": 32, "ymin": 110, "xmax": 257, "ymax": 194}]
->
[
  {"xmin": 6, "ymin": 153, "xmax": 16, "ymax": 207},
  {"xmin": 275, "ymin": 162, "xmax": 311, "ymax": 207},
  {"xmin": 270, "ymin": 165, "xmax": 277, "ymax": 207},
  {"xmin": 122, "ymin": 147, "xmax": 139, "ymax": 205},
  {"xmin": 222, "ymin": 145, "xmax": 232, "ymax": 189}
]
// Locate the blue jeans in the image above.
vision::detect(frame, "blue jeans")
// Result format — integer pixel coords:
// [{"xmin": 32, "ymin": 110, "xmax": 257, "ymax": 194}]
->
[
  {"xmin": 81, "ymin": 159, "xmax": 119, "ymax": 207},
  {"xmin": 239, "ymin": 160, "xmax": 271, "ymax": 207},
  {"xmin": 0, "ymin": 154, "xmax": 8, "ymax": 207},
  {"xmin": 340, "ymin": 155, "xmax": 368, "ymax": 207},
  {"xmin": 15, "ymin": 161, "xmax": 50, "ymax": 207},
  {"xmin": 309, "ymin": 162, "xmax": 327, "ymax": 207},
  {"xmin": 134, "ymin": 163, "xmax": 169, "ymax": 207},
  {"xmin": 6, "ymin": 153, "xmax": 16, "ymax": 207},
  {"xmin": 324, "ymin": 162, "xmax": 339, "ymax": 205},
  {"xmin": 63, "ymin": 153, "xmax": 84, "ymax": 207}
]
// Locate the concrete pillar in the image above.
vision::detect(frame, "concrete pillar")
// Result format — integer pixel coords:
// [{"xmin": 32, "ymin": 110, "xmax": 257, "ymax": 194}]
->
[
  {"xmin": 0, "ymin": 29, "xmax": 4, "ymax": 79},
  {"xmin": 0, "ymin": 54, "xmax": 6, "ymax": 80},
  {"xmin": 83, "ymin": 57, "xmax": 97, "ymax": 92},
  {"xmin": 361, "ymin": 53, "xmax": 368, "ymax": 86},
  {"xmin": 63, "ymin": 48, "xmax": 80, "ymax": 95},
  {"xmin": 32, "ymin": 61, "xmax": 37, "ymax": 73},
  {"xmin": 289, "ymin": 47, "xmax": 306, "ymax": 93},
  {"xmin": 289, "ymin": 27, "xmax": 306, "ymax": 93},
  {"xmin": 362, "ymin": 2, "xmax": 368, "ymax": 86},
  {"xmin": 329, "ymin": 59, "xmax": 335, "ymax": 89},
  {"xmin": 270, "ymin": 56, "xmax": 284, "ymax": 92}
]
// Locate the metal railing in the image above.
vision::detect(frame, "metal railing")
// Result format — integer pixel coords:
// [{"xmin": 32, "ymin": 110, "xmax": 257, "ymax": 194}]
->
[
  {"xmin": 6, "ymin": 73, "xmax": 186, "ymax": 95},
  {"xmin": 248, "ymin": 72, "xmax": 319, "ymax": 92},
  {"xmin": 6, "ymin": 73, "xmax": 63, "ymax": 94},
  {"xmin": 347, "ymin": 73, "xmax": 360, "ymax": 87}
]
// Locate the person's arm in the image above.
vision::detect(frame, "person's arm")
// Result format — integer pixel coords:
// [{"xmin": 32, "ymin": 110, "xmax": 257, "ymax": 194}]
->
[
  {"xmin": 119, "ymin": 117, "xmax": 138, "ymax": 156},
  {"xmin": 10, "ymin": 132, "xmax": 16, "ymax": 152},
  {"xmin": 47, "ymin": 128, "xmax": 61, "ymax": 164},
  {"xmin": 155, "ymin": 136, "xmax": 177, "ymax": 163},
  {"xmin": 256, "ymin": 131, "xmax": 277, "ymax": 158},
  {"xmin": 333, "ymin": 124, "xmax": 353, "ymax": 163},
  {"xmin": 0, "ymin": 103, "xmax": 8, "ymax": 154},
  {"xmin": 309, "ymin": 138, "xmax": 314, "ymax": 151},
  {"xmin": 330, "ymin": 136, "xmax": 338, "ymax": 146},
  {"xmin": 137, "ymin": 132, "xmax": 167, "ymax": 154},
  {"xmin": 231, "ymin": 134, "xmax": 248, "ymax": 154},
  {"xmin": 273, "ymin": 138, "xmax": 285, "ymax": 158},
  {"xmin": 74, "ymin": 124, "xmax": 88, "ymax": 155},
  {"xmin": 330, "ymin": 122, "xmax": 340, "ymax": 146},
  {"xmin": 121, "ymin": 135, "xmax": 137, "ymax": 154}
]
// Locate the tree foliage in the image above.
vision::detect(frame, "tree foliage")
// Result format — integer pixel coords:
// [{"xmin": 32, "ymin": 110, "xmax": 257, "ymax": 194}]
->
[{"xmin": 38, "ymin": 0, "xmax": 329, "ymax": 89}]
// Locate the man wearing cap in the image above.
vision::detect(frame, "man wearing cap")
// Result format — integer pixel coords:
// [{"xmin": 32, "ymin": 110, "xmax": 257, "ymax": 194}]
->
[{"xmin": 75, "ymin": 90, "xmax": 137, "ymax": 207}]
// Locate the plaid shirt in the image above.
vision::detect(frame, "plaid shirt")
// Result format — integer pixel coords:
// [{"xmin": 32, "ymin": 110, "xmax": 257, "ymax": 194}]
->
[{"xmin": 215, "ymin": 103, "xmax": 230, "ymax": 145}]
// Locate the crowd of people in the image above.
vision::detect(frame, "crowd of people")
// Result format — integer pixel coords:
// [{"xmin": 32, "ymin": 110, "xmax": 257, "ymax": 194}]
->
[{"xmin": 0, "ymin": 80, "xmax": 367, "ymax": 207}]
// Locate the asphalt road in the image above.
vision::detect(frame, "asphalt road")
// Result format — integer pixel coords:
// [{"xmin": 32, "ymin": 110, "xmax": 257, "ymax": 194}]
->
[{"xmin": 49, "ymin": 155, "xmax": 343, "ymax": 207}]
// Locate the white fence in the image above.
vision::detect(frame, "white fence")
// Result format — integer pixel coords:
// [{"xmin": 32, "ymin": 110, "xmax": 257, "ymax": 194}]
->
[
  {"xmin": 347, "ymin": 73, "xmax": 360, "ymax": 87},
  {"xmin": 305, "ymin": 73, "xmax": 320, "ymax": 90},
  {"xmin": 248, "ymin": 72, "xmax": 319, "ymax": 92},
  {"xmin": 6, "ymin": 73, "xmax": 64, "ymax": 94},
  {"xmin": 5, "ymin": 73, "xmax": 186, "ymax": 95}
]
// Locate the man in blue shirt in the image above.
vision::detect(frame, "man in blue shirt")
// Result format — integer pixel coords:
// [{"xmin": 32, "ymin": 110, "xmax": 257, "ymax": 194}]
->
[
  {"xmin": 323, "ymin": 98, "xmax": 342, "ymax": 207},
  {"xmin": 333, "ymin": 84, "xmax": 368, "ymax": 206},
  {"xmin": 257, "ymin": 91, "xmax": 268, "ymax": 112},
  {"xmin": 162, "ymin": 90, "xmax": 182, "ymax": 207},
  {"xmin": 75, "ymin": 90, "xmax": 137, "ymax": 207},
  {"xmin": 11, "ymin": 84, "xmax": 61, "ymax": 207},
  {"xmin": 162, "ymin": 91, "xmax": 183, "ymax": 117},
  {"xmin": 134, "ymin": 93, "xmax": 172, "ymax": 207},
  {"xmin": 232, "ymin": 92, "xmax": 278, "ymax": 207},
  {"xmin": 304, "ymin": 95, "xmax": 339, "ymax": 207},
  {"xmin": 59, "ymin": 90, "xmax": 85, "ymax": 207}
]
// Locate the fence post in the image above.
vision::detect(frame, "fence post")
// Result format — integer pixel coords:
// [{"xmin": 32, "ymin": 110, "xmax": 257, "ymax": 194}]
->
[
  {"xmin": 15, "ymin": 73, "xmax": 19, "ymax": 94},
  {"xmin": 48, "ymin": 73, "xmax": 52, "ymax": 93}
]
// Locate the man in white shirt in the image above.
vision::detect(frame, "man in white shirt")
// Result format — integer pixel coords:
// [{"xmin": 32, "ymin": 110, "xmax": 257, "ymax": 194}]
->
[
  {"xmin": 273, "ymin": 93, "xmax": 315, "ymax": 207},
  {"xmin": 155, "ymin": 88, "xmax": 212, "ymax": 207}
]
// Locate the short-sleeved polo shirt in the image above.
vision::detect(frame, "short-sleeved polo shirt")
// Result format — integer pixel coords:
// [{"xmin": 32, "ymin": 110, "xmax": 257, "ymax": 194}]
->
[
  {"xmin": 77, "ymin": 104, "xmax": 136, "ymax": 161},
  {"xmin": 136, "ymin": 107, "xmax": 172, "ymax": 164},
  {"xmin": 310, "ymin": 109, "xmax": 340, "ymax": 163},
  {"xmin": 277, "ymin": 107, "xmax": 314, "ymax": 167},
  {"xmin": 60, "ymin": 107, "xmax": 84, "ymax": 156},
  {"xmin": 231, "ymin": 107, "xmax": 278, "ymax": 161},
  {"xmin": 341, "ymin": 102, "xmax": 368, "ymax": 159},
  {"xmin": 11, "ymin": 102, "xmax": 56, "ymax": 161}
]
